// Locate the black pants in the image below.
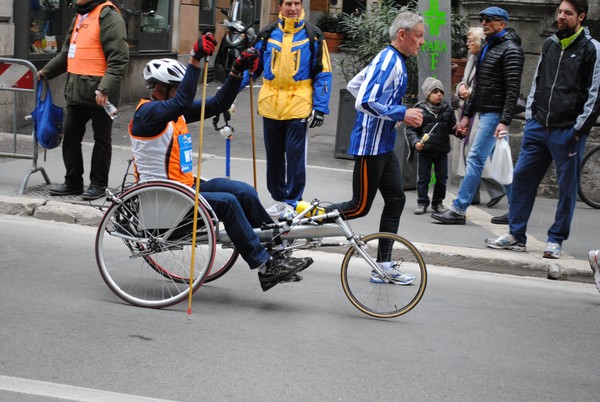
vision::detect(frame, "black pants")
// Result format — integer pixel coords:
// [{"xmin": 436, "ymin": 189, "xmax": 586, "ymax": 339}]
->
[
  {"xmin": 332, "ymin": 152, "xmax": 405, "ymax": 260},
  {"xmin": 416, "ymin": 151, "xmax": 448, "ymax": 207},
  {"xmin": 62, "ymin": 104, "xmax": 113, "ymax": 189}
]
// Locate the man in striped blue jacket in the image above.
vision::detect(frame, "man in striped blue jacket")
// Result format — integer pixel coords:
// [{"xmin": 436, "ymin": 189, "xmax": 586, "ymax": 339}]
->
[{"xmin": 330, "ymin": 11, "xmax": 424, "ymax": 285}]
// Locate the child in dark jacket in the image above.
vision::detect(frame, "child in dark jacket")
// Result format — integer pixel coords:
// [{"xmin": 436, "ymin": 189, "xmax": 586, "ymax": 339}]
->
[{"xmin": 406, "ymin": 77, "xmax": 457, "ymax": 215}]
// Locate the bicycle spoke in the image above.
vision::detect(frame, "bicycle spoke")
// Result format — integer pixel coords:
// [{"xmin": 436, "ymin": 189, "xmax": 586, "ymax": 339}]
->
[
  {"xmin": 95, "ymin": 182, "xmax": 215, "ymax": 308},
  {"xmin": 341, "ymin": 233, "xmax": 427, "ymax": 318}
]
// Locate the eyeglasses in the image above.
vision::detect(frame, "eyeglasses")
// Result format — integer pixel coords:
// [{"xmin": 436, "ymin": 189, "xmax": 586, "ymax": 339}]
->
[{"xmin": 479, "ymin": 16, "xmax": 503, "ymax": 23}]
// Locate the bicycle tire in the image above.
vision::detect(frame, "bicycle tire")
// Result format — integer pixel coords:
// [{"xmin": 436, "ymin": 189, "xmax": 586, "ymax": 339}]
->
[
  {"xmin": 340, "ymin": 232, "xmax": 427, "ymax": 319},
  {"xmin": 95, "ymin": 181, "xmax": 216, "ymax": 308},
  {"xmin": 579, "ymin": 144, "xmax": 600, "ymax": 209}
]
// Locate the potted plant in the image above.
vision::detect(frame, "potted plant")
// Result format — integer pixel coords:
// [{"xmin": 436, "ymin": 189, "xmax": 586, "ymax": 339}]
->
[
  {"xmin": 451, "ymin": 11, "xmax": 470, "ymax": 88},
  {"xmin": 315, "ymin": 11, "xmax": 345, "ymax": 53},
  {"xmin": 337, "ymin": 0, "xmax": 418, "ymax": 102},
  {"xmin": 332, "ymin": 0, "xmax": 419, "ymax": 178}
]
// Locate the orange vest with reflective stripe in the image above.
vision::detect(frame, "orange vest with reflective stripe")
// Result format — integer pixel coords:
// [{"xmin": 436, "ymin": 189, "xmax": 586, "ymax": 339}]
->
[
  {"xmin": 129, "ymin": 99, "xmax": 194, "ymax": 187},
  {"xmin": 67, "ymin": 1, "xmax": 117, "ymax": 76}
]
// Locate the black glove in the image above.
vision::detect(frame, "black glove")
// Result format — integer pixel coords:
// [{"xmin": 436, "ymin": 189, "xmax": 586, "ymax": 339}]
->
[
  {"xmin": 190, "ymin": 33, "xmax": 217, "ymax": 61},
  {"xmin": 308, "ymin": 110, "xmax": 324, "ymax": 128},
  {"xmin": 232, "ymin": 48, "xmax": 259, "ymax": 74}
]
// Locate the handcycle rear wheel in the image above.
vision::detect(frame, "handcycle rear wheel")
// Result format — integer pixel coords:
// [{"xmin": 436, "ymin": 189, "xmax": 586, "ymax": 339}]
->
[
  {"xmin": 204, "ymin": 224, "xmax": 240, "ymax": 283},
  {"xmin": 95, "ymin": 181, "xmax": 216, "ymax": 308},
  {"xmin": 578, "ymin": 144, "xmax": 600, "ymax": 209},
  {"xmin": 341, "ymin": 232, "xmax": 427, "ymax": 319}
]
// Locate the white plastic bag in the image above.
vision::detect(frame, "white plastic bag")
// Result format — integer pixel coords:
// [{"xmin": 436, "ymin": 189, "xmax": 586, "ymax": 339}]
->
[
  {"xmin": 481, "ymin": 157, "xmax": 492, "ymax": 179},
  {"xmin": 489, "ymin": 137, "xmax": 513, "ymax": 185}
]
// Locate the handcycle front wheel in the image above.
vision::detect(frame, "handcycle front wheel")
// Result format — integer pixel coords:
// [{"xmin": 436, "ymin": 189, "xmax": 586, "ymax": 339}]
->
[
  {"xmin": 95, "ymin": 181, "xmax": 216, "ymax": 308},
  {"xmin": 579, "ymin": 144, "xmax": 600, "ymax": 209},
  {"xmin": 341, "ymin": 232, "xmax": 427, "ymax": 319}
]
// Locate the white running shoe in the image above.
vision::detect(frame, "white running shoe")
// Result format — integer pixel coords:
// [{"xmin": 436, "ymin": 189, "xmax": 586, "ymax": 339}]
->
[
  {"xmin": 370, "ymin": 262, "xmax": 416, "ymax": 285},
  {"xmin": 589, "ymin": 250, "xmax": 600, "ymax": 293},
  {"xmin": 485, "ymin": 233, "xmax": 526, "ymax": 251},
  {"xmin": 265, "ymin": 201, "xmax": 288, "ymax": 218},
  {"xmin": 543, "ymin": 242, "xmax": 562, "ymax": 259}
]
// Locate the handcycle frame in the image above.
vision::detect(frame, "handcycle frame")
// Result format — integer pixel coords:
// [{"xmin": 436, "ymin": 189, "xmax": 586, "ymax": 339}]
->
[{"xmin": 95, "ymin": 178, "xmax": 427, "ymax": 319}]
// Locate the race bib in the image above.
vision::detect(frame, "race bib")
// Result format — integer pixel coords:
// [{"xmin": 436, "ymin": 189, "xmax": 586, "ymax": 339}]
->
[{"xmin": 178, "ymin": 133, "xmax": 193, "ymax": 173}]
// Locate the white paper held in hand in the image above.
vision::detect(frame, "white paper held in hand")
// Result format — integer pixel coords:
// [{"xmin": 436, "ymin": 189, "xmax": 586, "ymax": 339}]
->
[{"xmin": 421, "ymin": 123, "xmax": 438, "ymax": 143}]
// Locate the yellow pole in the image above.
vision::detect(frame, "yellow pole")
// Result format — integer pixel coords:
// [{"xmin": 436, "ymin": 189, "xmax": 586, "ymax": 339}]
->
[
  {"xmin": 187, "ymin": 57, "xmax": 210, "ymax": 320},
  {"xmin": 249, "ymin": 77, "xmax": 257, "ymax": 190}
]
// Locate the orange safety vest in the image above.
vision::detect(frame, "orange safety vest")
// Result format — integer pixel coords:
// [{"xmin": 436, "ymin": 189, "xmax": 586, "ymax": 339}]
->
[
  {"xmin": 67, "ymin": 1, "xmax": 118, "ymax": 76},
  {"xmin": 129, "ymin": 99, "xmax": 195, "ymax": 187}
]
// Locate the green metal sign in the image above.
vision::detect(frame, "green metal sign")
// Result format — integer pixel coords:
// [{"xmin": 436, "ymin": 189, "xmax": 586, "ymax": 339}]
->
[{"xmin": 418, "ymin": 0, "xmax": 452, "ymax": 101}]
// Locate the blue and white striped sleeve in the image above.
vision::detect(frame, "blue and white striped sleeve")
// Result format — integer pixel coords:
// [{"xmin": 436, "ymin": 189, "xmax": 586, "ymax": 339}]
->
[{"xmin": 354, "ymin": 49, "xmax": 406, "ymax": 122}]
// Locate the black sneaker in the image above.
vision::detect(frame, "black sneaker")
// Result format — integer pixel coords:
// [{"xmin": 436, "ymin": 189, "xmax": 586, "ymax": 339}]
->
[
  {"xmin": 491, "ymin": 212, "xmax": 509, "ymax": 225},
  {"xmin": 487, "ymin": 193, "xmax": 506, "ymax": 208},
  {"xmin": 81, "ymin": 185, "xmax": 107, "ymax": 201},
  {"xmin": 431, "ymin": 209, "xmax": 466, "ymax": 225},
  {"xmin": 281, "ymin": 273, "xmax": 303, "ymax": 283},
  {"xmin": 258, "ymin": 256, "xmax": 313, "ymax": 291},
  {"xmin": 48, "ymin": 183, "xmax": 83, "ymax": 196}
]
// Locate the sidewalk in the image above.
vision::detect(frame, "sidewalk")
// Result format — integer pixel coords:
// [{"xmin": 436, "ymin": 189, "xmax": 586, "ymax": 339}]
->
[{"xmin": 0, "ymin": 56, "xmax": 596, "ymax": 285}]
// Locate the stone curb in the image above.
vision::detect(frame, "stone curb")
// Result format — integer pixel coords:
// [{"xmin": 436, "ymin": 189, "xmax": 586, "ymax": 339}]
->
[
  {"xmin": 414, "ymin": 242, "xmax": 593, "ymax": 283},
  {"xmin": 0, "ymin": 195, "xmax": 103, "ymax": 227}
]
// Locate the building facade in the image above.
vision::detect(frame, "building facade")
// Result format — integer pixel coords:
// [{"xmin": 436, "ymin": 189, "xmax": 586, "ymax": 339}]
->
[{"xmin": 0, "ymin": 0, "xmax": 598, "ymax": 134}]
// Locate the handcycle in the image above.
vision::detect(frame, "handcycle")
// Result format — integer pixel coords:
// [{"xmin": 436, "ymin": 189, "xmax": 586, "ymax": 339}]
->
[
  {"xmin": 578, "ymin": 144, "xmax": 600, "ymax": 209},
  {"xmin": 94, "ymin": 177, "xmax": 427, "ymax": 319}
]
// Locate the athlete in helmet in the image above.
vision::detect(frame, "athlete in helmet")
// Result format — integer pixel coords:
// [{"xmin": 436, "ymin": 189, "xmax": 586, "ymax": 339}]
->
[{"xmin": 129, "ymin": 34, "xmax": 312, "ymax": 291}]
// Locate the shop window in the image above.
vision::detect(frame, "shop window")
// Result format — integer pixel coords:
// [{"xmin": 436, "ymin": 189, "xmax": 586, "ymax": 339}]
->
[
  {"xmin": 19, "ymin": 0, "xmax": 172, "ymax": 60},
  {"xmin": 29, "ymin": 0, "xmax": 64, "ymax": 56},
  {"xmin": 115, "ymin": 0, "xmax": 172, "ymax": 52}
]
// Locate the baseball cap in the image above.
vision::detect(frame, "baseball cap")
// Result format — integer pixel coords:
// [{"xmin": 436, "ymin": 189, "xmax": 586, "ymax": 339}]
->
[{"xmin": 479, "ymin": 7, "xmax": 509, "ymax": 22}]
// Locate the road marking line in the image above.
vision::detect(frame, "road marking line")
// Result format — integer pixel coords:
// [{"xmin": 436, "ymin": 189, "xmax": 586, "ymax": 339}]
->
[{"xmin": 0, "ymin": 374, "xmax": 176, "ymax": 402}]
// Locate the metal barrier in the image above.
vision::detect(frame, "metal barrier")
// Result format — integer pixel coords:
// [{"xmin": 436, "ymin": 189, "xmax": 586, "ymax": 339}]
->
[{"xmin": 0, "ymin": 57, "xmax": 51, "ymax": 194}]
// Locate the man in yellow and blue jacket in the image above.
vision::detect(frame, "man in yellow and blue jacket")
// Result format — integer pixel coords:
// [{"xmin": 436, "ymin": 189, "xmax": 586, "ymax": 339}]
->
[{"xmin": 248, "ymin": 0, "xmax": 332, "ymax": 217}]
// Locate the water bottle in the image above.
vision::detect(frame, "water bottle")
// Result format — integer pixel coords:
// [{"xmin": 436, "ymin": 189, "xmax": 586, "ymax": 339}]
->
[
  {"xmin": 95, "ymin": 90, "xmax": 120, "ymax": 120},
  {"xmin": 103, "ymin": 101, "xmax": 120, "ymax": 120},
  {"xmin": 294, "ymin": 200, "xmax": 325, "ymax": 218}
]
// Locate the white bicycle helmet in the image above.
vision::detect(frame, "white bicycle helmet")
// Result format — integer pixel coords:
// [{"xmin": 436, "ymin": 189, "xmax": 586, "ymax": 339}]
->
[{"xmin": 143, "ymin": 58, "xmax": 186, "ymax": 86}]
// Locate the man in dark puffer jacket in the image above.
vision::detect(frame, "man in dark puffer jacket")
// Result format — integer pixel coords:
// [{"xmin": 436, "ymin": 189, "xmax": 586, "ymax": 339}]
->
[
  {"xmin": 432, "ymin": 6, "xmax": 523, "ymax": 225},
  {"xmin": 486, "ymin": 0, "xmax": 600, "ymax": 259}
]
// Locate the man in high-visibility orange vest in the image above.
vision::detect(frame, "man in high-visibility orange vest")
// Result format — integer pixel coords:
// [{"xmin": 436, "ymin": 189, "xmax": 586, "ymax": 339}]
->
[{"xmin": 38, "ymin": 0, "xmax": 129, "ymax": 200}]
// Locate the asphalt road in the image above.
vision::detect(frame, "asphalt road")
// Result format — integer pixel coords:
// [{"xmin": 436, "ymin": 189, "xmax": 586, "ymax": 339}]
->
[{"xmin": 1, "ymin": 215, "xmax": 599, "ymax": 401}]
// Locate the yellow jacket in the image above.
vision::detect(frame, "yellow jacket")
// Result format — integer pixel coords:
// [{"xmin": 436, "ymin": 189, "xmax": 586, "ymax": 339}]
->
[{"xmin": 256, "ymin": 10, "xmax": 332, "ymax": 120}]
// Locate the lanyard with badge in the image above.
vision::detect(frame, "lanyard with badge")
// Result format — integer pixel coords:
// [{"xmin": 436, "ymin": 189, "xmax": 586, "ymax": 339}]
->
[{"xmin": 68, "ymin": 13, "xmax": 88, "ymax": 59}]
